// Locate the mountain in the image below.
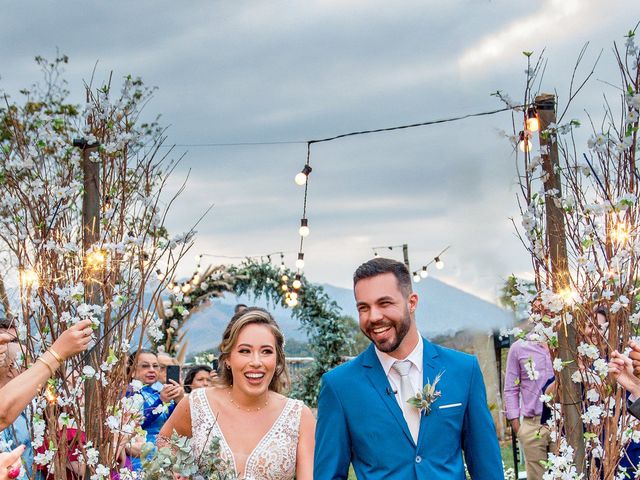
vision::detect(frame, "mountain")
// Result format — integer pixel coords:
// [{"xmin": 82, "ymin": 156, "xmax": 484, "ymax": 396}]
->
[{"xmin": 180, "ymin": 277, "xmax": 515, "ymax": 354}]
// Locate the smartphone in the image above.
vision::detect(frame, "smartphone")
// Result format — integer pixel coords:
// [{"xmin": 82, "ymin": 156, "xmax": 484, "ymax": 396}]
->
[
  {"xmin": 211, "ymin": 359, "xmax": 219, "ymax": 372},
  {"xmin": 166, "ymin": 365, "xmax": 181, "ymax": 384}
]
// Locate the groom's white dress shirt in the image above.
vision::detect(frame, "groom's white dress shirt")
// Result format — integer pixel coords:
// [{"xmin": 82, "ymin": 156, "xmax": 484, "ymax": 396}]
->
[{"xmin": 375, "ymin": 336, "xmax": 423, "ymax": 442}]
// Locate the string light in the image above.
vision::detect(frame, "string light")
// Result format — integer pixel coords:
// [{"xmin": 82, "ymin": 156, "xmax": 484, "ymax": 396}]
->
[
  {"xmin": 420, "ymin": 266, "xmax": 429, "ymax": 278},
  {"xmin": 435, "ymin": 257, "xmax": 444, "ymax": 270},
  {"xmin": 525, "ymin": 107, "xmax": 540, "ymax": 132},
  {"xmin": 299, "ymin": 218, "xmax": 310, "ymax": 237},
  {"xmin": 518, "ymin": 131, "xmax": 532, "ymax": 153},
  {"xmin": 559, "ymin": 287, "xmax": 580, "ymax": 306},
  {"xmin": 20, "ymin": 269, "xmax": 39, "ymax": 289},
  {"xmin": 85, "ymin": 249, "xmax": 106, "ymax": 271},
  {"xmin": 413, "ymin": 272, "xmax": 421, "ymax": 283},
  {"xmin": 295, "ymin": 253, "xmax": 305, "ymax": 269},
  {"xmin": 294, "ymin": 165, "xmax": 312, "ymax": 186}
]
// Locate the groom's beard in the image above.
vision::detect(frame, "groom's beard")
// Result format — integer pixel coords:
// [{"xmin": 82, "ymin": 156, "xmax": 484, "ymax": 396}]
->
[{"xmin": 362, "ymin": 306, "xmax": 412, "ymax": 354}]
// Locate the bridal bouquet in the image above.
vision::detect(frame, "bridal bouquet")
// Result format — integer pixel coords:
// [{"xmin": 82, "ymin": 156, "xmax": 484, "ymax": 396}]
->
[{"xmin": 141, "ymin": 432, "xmax": 235, "ymax": 480}]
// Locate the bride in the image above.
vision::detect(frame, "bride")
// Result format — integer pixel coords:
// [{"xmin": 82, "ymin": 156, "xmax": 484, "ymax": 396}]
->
[{"xmin": 158, "ymin": 307, "xmax": 315, "ymax": 479}]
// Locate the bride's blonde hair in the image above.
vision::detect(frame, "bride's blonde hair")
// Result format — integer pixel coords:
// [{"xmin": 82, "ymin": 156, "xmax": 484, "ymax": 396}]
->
[{"xmin": 217, "ymin": 307, "xmax": 290, "ymax": 393}]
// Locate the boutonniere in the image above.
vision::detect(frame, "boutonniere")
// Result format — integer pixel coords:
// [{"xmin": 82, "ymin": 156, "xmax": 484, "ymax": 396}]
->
[{"xmin": 407, "ymin": 371, "xmax": 444, "ymax": 416}]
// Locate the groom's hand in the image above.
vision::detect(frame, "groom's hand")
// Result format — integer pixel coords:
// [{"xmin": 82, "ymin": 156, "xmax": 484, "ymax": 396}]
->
[{"xmin": 509, "ymin": 418, "xmax": 520, "ymax": 435}]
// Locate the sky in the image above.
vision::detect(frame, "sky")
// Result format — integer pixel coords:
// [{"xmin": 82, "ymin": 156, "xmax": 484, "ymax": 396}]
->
[{"xmin": 1, "ymin": 0, "xmax": 639, "ymax": 303}]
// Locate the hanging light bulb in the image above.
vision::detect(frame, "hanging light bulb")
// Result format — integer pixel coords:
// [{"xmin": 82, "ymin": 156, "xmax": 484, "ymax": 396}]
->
[
  {"xmin": 435, "ymin": 257, "xmax": 444, "ymax": 270},
  {"xmin": 518, "ymin": 131, "xmax": 532, "ymax": 152},
  {"xmin": 413, "ymin": 272, "xmax": 421, "ymax": 283},
  {"xmin": 20, "ymin": 269, "xmax": 39, "ymax": 289},
  {"xmin": 172, "ymin": 285, "xmax": 181, "ymax": 294},
  {"xmin": 281, "ymin": 284, "xmax": 289, "ymax": 292},
  {"xmin": 420, "ymin": 266, "xmax": 429, "ymax": 278},
  {"xmin": 294, "ymin": 165, "xmax": 313, "ymax": 186},
  {"xmin": 289, "ymin": 291, "xmax": 298, "ymax": 301},
  {"xmin": 525, "ymin": 107, "xmax": 540, "ymax": 132},
  {"xmin": 281, "ymin": 274, "xmax": 289, "ymax": 282},
  {"xmin": 156, "ymin": 269, "xmax": 165, "ymax": 281},
  {"xmin": 167, "ymin": 281, "xmax": 175, "ymax": 291},
  {"xmin": 181, "ymin": 283, "xmax": 191, "ymax": 293},
  {"xmin": 292, "ymin": 274, "xmax": 302, "ymax": 290},
  {"xmin": 288, "ymin": 297, "xmax": 299, "ymax": 307},
  {"xmin": 295, "ymin": 253, "xmax": 305, "ymax": 269},
  {"xmin": 299, "ymin": 218, "xmax": 310, "ymax": 237}
]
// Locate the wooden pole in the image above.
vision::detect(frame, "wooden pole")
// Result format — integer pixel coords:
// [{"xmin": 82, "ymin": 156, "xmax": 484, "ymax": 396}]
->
[
  {"xmin": 536, "ymin": 93, "xmax": 585, "ymax": 471},
  {"xmin": 402, "ymin": 243, "xmax": 411, "ymax": 273},
  {"xmin": 77, "ymin": 138, "xmax": 103, "ymax": 455}
]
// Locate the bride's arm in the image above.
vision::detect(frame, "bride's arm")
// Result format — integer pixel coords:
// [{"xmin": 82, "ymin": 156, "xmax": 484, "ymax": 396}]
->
[
  {"xmin": 295, "ymin": 405, "xmax": 316, "ymax": 480},
  {"xmin": 157, "ymin": 396, "xmax": 193, "ymax": 448}
]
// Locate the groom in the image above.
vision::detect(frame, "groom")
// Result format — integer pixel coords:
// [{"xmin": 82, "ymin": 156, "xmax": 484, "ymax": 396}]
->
[{"xmin": 314, "ymin": 258, "xmax": 503, "ymax": 479}]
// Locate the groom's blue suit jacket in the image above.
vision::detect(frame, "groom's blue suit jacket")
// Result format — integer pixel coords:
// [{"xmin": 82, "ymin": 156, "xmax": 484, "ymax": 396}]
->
[{"xmin": 314, "ymin": 338, "xmax": 504, "ymax": 479}]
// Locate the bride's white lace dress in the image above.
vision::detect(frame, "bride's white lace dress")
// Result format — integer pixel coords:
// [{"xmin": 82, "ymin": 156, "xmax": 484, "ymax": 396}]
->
[{"xmin": 189, "ymin": 387, "xmax": 303, "ymax": 480}]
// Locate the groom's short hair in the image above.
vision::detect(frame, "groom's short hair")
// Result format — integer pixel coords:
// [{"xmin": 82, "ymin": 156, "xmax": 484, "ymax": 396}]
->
[{"xmin": 353, "ymin": 257, "xmax": 412, "ymax": 296}]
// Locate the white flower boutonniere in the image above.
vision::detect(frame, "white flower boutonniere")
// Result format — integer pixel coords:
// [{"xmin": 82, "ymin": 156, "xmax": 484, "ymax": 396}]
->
[{"xmin": 407, "ymin": 371, "xmax": 444, "ymax": 416}]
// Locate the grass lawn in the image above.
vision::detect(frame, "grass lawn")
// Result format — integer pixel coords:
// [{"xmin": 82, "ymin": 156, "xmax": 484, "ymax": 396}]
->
[{"xmin": 344, "ymin": 440, "xmax": 522, "ymax": 479}]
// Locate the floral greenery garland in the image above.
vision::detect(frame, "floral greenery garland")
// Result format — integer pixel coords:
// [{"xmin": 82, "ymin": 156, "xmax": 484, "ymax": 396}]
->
[{"xmin": 152, "ymin": 259, "xmax": 353, "ymax": 406}]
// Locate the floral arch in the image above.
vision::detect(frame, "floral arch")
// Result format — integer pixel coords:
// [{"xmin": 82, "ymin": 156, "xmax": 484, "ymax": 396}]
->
[{"xmin": 150, "ymin": 258, "xmax": 352, "ymax": 406}]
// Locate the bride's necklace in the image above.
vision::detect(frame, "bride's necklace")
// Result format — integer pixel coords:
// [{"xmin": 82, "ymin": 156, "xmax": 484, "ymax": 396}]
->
[{"xmin": 228, "ymin": 388, "xmax": 269, "ymax": 412}]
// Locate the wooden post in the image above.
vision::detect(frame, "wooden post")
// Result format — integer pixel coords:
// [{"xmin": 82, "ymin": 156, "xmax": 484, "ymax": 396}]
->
[
  {"xmin": 76, "ymin": 138, "xmax": 102, "ymax": 453},
  {"xmin": 402, "ymin": 243, "xmax": 411, "ymax": 273},
  {"xmin": 536, "ymin": 93, "xmax": 585, "ymax": 471}
]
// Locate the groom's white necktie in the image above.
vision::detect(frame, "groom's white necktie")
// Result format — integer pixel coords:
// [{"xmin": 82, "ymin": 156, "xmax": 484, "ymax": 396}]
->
[{"xmin": 391, "ymin": 359, "xmax": 420, "ymax": 443}]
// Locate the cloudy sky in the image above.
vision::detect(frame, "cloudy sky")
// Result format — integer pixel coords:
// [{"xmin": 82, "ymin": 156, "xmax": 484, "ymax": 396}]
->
[{"xmin": 2, "ymin": 0, "xmax": 638, "ymax": 302}]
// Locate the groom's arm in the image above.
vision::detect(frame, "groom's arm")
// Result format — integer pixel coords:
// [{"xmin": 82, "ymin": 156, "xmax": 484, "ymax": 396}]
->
[
  {"xmin": 314, "ymin": 374, "xmax": 351, "ymax": 480},
  {"xmin": 462, "ymin": 358, "xmax": 504, "ymax": 480}
]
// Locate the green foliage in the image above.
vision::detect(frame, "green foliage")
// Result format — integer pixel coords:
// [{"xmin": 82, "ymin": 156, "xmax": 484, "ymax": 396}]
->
[
  {"xmin": 142, "ymin": 432, "xmax": 234, "ymax": 480},
  {"xmin": 339, "ymin": 315, "xmax": 369, "ymax": 356}
]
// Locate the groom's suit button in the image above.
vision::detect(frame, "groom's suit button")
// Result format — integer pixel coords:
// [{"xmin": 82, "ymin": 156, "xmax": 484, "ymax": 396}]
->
[{"xmin": 415, "ymin": 456, "xmax": 422, "ymax": 463}]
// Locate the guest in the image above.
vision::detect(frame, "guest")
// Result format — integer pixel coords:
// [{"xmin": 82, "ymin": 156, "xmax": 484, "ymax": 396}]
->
[
  {"xmin": 504, "ymin": 331, "xmax": 553, "ymax": 480},
  {"xmin": 183, "ymin": 365, "xmax": 212, "ymax": 394},
  {"xmin": 157, "ymin": 352, "xmax": 179, "ymax": 384},
  {"xmin": 0, "ymin": 316, "xmax": 33, "ymax": 480},
  {"xmin": 0, "ymin": 445, "xmax": 25, "ymax": 480},
  {"xmin": 126, "ymin": 350, "xmax": 184, "ymax": 471},
  {"xmin": 0, "ymin": 316, "xmax": 93, "ymax": 430}
]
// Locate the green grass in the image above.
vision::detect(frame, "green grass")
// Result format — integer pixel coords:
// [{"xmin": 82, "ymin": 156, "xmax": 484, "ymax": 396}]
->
[{"xmin": 344, "ymin": 441, "xmax": 521, "ymax": 479}]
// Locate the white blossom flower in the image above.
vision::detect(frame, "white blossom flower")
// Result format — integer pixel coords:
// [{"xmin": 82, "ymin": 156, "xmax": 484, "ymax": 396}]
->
[
  {"xmin": 586, "ymin": 388, "xmax": 600, "ymax": 403},
  {"xmin": 82, "ymin": 366, "xmax": 96, "ymax": 378},
  {"xmin": 577, "ymin": 342, "xmax": 600, "ymax": 360},
  {"xmin": 524, "ymin": 358, "xmax": 540, "ymax": 381},
  {"xmin": 582, "ymin": 404, "xmax": 604, "ymax": 425},
  {"xmin": 553, "ymin": 358, "xmax": 564, "ymax": 372}
]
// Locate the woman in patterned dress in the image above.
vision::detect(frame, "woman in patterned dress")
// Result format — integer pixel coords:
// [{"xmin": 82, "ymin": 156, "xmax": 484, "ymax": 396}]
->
[{"xmin": 159, "ymin": 307, "xmax": 315, "ymax": 480}]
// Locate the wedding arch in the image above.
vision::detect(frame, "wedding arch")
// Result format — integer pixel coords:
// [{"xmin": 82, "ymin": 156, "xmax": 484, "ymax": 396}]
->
[{"xmin": 150, "ymin": 258, "xmax": 352, "ymax": 406}]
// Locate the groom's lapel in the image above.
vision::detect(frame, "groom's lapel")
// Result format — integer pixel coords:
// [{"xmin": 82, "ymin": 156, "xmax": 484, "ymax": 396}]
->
[
  {"xmin": 417, "ymin": 338, "xmax": 442, "ymax": 448},
  {"xmin": 361, "ymin": 344, "xmax": 414, "ymax": 446}
]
